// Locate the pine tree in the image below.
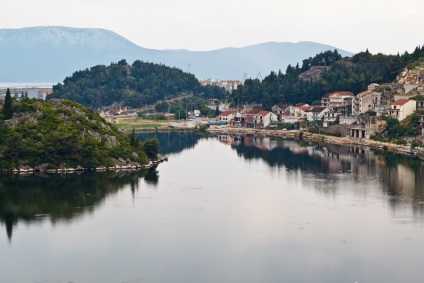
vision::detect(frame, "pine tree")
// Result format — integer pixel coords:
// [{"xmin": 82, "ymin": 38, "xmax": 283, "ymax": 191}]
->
[{"xmin": 3, "ymin": 88, "xmax": 13, "ymax": 120}]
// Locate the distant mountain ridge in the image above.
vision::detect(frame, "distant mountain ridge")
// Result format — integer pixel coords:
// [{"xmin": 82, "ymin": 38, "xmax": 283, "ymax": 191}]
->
[{"xmin": 0, "ymin": 26, "xmax": 353, "ymax": 82}]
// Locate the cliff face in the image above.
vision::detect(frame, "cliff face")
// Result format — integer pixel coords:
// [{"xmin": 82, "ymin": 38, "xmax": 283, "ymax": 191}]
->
[{"xmin": 0, "ymin": 98, "xmax": 152, "ymax": 171}]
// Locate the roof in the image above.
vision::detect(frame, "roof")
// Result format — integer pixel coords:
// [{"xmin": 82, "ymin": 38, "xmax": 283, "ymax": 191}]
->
[
  {"xmin": 274, "ymin": 103, "xmax": 290, "ymax": 109},
  {"xmin": 245, "ymin": 108, "xmax": 265, "ymax": 115},
  {"xmin": 392, "ymin": 99, "xmax": 411, "ymax": 106},
  {"xmin": 358, "ymin": 90, "xmax": 373, "ymax": 97},
  {"xmin": 257, "ymin": 111, "xmax": 270, "ymax": 116},
  {"xmin": 322, "ymin": 93, "xmax": 330, "ymax": 99},
  {"xmin": 219, "ymin": 110, "xmax": 236, "ymax": 116},
  {"xmin": 281, "ymin": 110, "xmax": 291, "ymax": 116},
  {"xmin": 298, "ymin": 106, "xmax": 310, "ymax": 111},
  {"xmin": 295, "ymin": 103, "xmax": 309, "ymax": 107}
]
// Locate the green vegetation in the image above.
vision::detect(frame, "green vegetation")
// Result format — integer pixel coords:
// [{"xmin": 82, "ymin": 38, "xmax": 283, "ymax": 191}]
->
[
  {"xmin": 51, "ymin": 59, "xmax": 227, "ymax": 108},
  {"xmin": 0, "ymin": 98, "xmax": 159, "ymax": 170},
  {"xmin": 229, "ymin": 47, "xmax": 424, "ymax": 109},
  {"xmin": 3, "ymin": 88, "xmax": 13, "ymax": 120}
]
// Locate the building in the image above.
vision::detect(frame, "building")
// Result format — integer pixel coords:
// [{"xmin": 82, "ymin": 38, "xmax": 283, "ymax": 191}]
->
[
  {"xmin": 388, "ymin": 99, "xmax": 416, "ymax": 121},
  {"xmin": 305, "ymin": 106, "xmax": 329, "ymax": 121},
  {"xmin": 193, "ymin": 110, "xmax": 200, "ymax": 117},
  {"xmin": 219, "ymin": 110, "xmax": 237, "ymax": 124},
  {"xmin": 322, "ymin": 91, "xmax": 354, "ymax": 117},
  {"xmin": 353, "ymin": 90, "xmax": 381, "ymax": 116},
  {"xmin": 252, "ymin": 111, "xmax": 277, "ymax": 129},
  {"xmin": 272, "ymin": 104, "xmax": 290, "ymax": 117}
]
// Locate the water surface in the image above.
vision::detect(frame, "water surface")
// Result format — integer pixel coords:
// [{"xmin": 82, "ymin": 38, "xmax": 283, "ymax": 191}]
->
[{"xmin": 1, "ymin": 132, "xmax": 424, "ymax": 283}]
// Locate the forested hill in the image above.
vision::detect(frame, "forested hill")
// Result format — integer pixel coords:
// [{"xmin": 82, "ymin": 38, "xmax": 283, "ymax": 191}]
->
[
  {"xmin": 0, "ymin": 98, "xmax": 158, "ymax": 170},
  {"xmin": 51, "ymin": 59, "xmax": 226, "ymax": 108},
  {"xmin": 229, "ymin": 46, "xmax": 424, "ymax": 109}
]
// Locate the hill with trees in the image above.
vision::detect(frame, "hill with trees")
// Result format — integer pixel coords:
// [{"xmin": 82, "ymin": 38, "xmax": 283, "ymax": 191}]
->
[
  {"xmin": 229, "ymin": 46, "xmax": 424, "ymax": 109},
  {"xmin": 0, "ymin": 97, "xmax": 159, "ymax": 170},
  {"xmin": 51, "ymin": 59, "xmax": 227, "ymax": 109}
]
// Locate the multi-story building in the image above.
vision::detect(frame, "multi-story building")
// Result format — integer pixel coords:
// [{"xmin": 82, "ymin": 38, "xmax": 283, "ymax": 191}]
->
[
  {"xmin": 322, "ymin": 91, "xmax": 354, "ymax": 117},
  {"xmin": 388, "ymin": 99, "xmax": 416, "ymax": 121},
  {"xmin": 353, "ymin": 90, "xmax": 381, "ymax": 116}
]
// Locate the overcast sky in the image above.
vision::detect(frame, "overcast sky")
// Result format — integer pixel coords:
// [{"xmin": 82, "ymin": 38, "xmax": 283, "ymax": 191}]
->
[{"xmin": 1, "ymin": 0, "xmax": 423, "ymax": 54}]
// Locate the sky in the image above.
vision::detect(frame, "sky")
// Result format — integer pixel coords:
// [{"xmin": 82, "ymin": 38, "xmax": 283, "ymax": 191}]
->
[{"xmin": 1, "ymin": 0, "xmax": 423, "ymax": 54}]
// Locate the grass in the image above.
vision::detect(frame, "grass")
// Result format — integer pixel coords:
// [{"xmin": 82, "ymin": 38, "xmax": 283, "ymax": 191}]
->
[{"xmin": 110, "ymin": 117, "xmax": 177, "ymax": 132}]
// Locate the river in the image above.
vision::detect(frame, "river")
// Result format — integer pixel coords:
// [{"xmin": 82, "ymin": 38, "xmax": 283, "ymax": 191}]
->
[{"xmin": 1, "ymin": 132, "xmax": 424, "ymax": 283}]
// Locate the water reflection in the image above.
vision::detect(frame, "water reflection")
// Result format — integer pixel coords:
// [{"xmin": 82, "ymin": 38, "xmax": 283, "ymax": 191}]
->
[
  {"xmin": 0, "ymin": 168, "xmax": 157, "ymax": 241},
  {"xmin": 214, "ymin": 133, "xmax": 424, "ymax": 217},
  {"xmin": 138, "ymin": 131, "xmax": 203, "ymax": 155}
]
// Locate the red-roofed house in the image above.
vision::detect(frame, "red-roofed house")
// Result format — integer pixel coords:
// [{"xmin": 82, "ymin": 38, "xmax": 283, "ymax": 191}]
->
[
  {"xmin": 389, "ymin": 99, "xmax": 416, "ymax": 121},
  {"xmin": 322, "ymin": 91, "xmax": 354, "ymax": 116},
  {"xmin": 219, "ymin": 110, "xmax": 237, "ymax": 124},
  {"xmin": 252, "ymin": 111, "xmax": 278, "ymax": 129}
]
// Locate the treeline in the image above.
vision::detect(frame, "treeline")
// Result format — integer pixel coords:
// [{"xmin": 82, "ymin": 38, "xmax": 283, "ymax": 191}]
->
[
  {"xmin": 0, "ymin": 98, "xmax": 158, "ymax": 169},
  {"xmin": 51, "ymin": 59, "xmax": 227, "ymax": 108},
  {"xmin": 229, "ymin": 46, "xmax": 424, "ymax": 109}
]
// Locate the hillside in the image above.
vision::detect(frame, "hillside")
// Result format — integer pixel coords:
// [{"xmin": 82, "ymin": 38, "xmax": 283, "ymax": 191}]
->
[
  {"xmin": 51, "ymin": 60, "xmax": 227, "ymax": 108},
  {"xmin": 229, "ymin": 47, "xmax": 424, "ymax": 109},
  {"xmin": 0, "ymin": 26, "xmax": 353, "ymax": 82},
  {"xmin": 0, "ymin": 98, "xmax": 158, "ymax": 170}
]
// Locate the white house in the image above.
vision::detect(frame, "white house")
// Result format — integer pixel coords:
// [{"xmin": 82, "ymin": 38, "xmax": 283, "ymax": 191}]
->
[
  {"xmin": 305, "ymin": 106, "xmax": 330, "ymax": 121},
  {"xmin": 388, "ymin": 99, "xmax": 416, "ymax": 121},
  {"xmin": 193, "ymin": 110, "xmax": 200, "ymax": 117},
  {"xmin": 253, "ymin": 111, "xmax": 277, "ymax": 129}
]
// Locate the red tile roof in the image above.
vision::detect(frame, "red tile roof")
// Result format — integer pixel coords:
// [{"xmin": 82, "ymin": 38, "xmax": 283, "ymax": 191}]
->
[
  {"xmin": 392, "ymin": 99, "xmax": 411, "ymax": 106},
  {"xmin": 257, "ymin": 111, "xmax": 270, "ymax": 116},
  {"xmin": 295, "ymin": 103, "xmax": 309, "ymax": 107},
  {"xmin": 358, "ymin": 90, "xmax": 373, "ymax": 97},
  {"xmin": 245, "ymin": 108, "xmax": 265, "ymax": 115},
  {"xmin": 219, "ymin": 110, "xmax": 236, "ymax": 116},
  {"xmin": 299, "ymin": 106, "xmax": 310, "ymax": 111}
]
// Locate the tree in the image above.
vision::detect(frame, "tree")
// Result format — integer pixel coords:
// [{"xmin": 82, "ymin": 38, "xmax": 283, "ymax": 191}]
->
[
  {"xmin": 144, "ymin": 138, "xmax": 159, "ymax": 160},
  {"xmin": 215, "ymin": 105, "xmax": 220, "ymax": 116},
  {"xmin": 3, "ymin": 88, "xmax": 13, "ymax": 120}
]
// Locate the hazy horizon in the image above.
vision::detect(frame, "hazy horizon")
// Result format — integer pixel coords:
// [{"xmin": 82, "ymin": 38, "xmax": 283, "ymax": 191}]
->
[{"xmin": 1, "ymin": 0, "xmax": 422, "ymax": 55}]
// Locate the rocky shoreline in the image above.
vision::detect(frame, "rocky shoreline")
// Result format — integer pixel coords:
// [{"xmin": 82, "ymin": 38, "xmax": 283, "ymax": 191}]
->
[
  {"xmin": 206, "ymin": 127, "xmax": 424, "ymax": 159},
  {"xmin": 0, "ymin": 156, "xmax": 168, "ymax": 175}
]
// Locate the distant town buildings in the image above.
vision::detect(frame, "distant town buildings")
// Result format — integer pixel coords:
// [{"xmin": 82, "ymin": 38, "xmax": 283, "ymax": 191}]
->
[{"xmin": 199, "ymin": 79, "xmax": 242, "ymax": 92}]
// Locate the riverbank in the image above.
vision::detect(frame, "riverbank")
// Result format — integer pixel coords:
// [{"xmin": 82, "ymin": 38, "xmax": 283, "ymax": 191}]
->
[
  {"xmin": 0, "ymin": 156, "xmax": 168, "ymax": 175},
  {"xmin": 206, "ymin": 127, "xmax": 424, "ymax": 159}
]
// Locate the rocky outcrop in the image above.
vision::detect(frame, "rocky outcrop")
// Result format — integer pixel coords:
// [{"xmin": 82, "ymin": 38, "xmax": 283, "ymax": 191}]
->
[{"xmin": 299, "ymin": 66, "xmax": 329, "ymax": 82}]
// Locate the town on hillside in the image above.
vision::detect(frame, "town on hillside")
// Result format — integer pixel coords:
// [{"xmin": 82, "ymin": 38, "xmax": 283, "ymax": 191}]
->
[{"xmin": 216, "ymin": 68, "xmax": 424, "ymax": 142}]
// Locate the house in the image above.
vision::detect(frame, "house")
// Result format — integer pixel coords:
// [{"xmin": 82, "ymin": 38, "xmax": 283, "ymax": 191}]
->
[
  {"xmin": 252, "ymin": 111, "xmax": 277, "ymax": 129},
  {"xmin": 388, "ymin": 99, "xmax": 416, "ymax": 121},
  {"xmin": 272, "ymin": 104, "xmax": 290, "ymax": 117},
  {"xmin": 305, "ymin": 106, "xmax": 329, "ymax": 121},
  {"xmin": 193, "ymin": 110, "xmax": 200, "ymax": 117},
  {"xmin": 219, "ymin": 110, "xmax": 236, "ymax": 124},
  {"xmin": 324, "ymin": 91, "xmax": 354, "ymax": 117},
  {"xmin": 353, "ymin": 90, "xmax": 381, "ymax": 116},
  {"xmin": 323, "ymin": 111, "xmax": 342, "ymax": 127}
]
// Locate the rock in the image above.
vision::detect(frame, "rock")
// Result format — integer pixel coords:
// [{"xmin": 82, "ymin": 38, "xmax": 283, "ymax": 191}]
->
[{"xmin": 106, "ymin": 135, "xmax": 119, "ymax": 147}]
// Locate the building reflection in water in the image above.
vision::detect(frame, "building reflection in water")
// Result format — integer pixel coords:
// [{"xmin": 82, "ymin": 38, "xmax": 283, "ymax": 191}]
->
[{"xmin": 215, "ymin": 133, "xmax": 424, "ymax": 219}]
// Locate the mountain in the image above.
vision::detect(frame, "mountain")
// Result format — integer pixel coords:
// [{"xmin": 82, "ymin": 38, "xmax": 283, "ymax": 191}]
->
[{"xmin": 0, "ymin": 26, "xmax": 353, "ymax": 82}]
